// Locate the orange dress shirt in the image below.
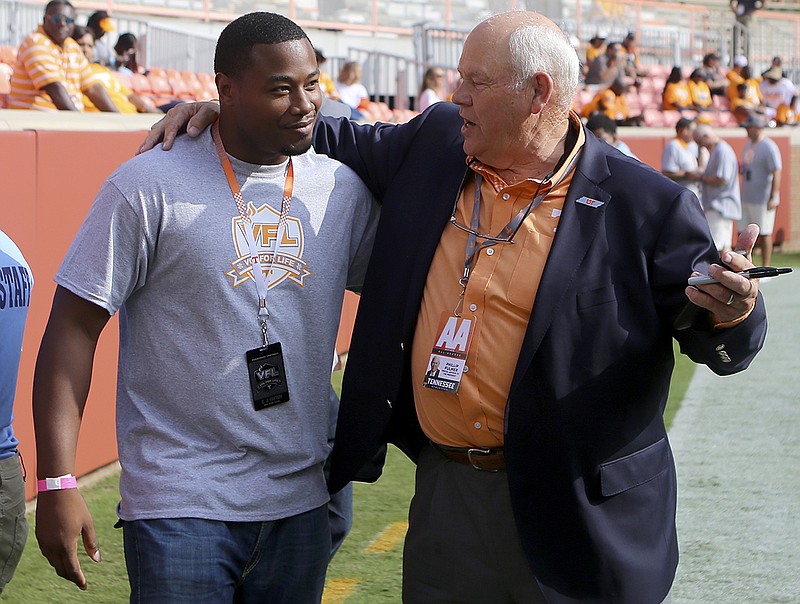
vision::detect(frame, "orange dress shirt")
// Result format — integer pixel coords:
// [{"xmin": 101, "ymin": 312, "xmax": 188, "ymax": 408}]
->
[{"xmin": 411, "ymin": 113, "xmax": 586, "ymax": 448}]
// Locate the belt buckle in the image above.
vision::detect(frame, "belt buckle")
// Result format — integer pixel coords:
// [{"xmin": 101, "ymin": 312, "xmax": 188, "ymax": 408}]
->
[{"xmin": 467, "ymin": 448, "xmax": 498, "ymax": 472}]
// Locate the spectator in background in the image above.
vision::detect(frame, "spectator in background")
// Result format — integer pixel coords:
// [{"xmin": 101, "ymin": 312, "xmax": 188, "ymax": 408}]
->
[
  {"xmin": 584, "ymin": 41, "xmax": 627, "ymax": 87},
  {"xmin": 761, "ymin": 56, "xmax": 784, "ymax": 79},
  {"xmin": 334, "ymin": 60, "xmax": 369, "ymax": 120},
  {"xmin": 621, "ymin": 31, "xmax": 647, "ymax": 78},
  {"xmin": 662, "ymin": 117, "xmax": 703, "ymax": 203},
  {"xmin": 695, "ymin": 123, "xmax": 741, "ymax": 252},
  {"xmin": 662, "ymin": 66, "xmax": 693, "ymax": 112},
  {"xmin": 580, "ymin": 78, "xmax": 642, "ymax": 126},
  {"xmin": 741, "ymin": 115, "xmax": 782, "ymax": 267},
  {"xmin": 114, "ymin": 32, "xmax": 143, "ymax": 75},
  {"xmin": 0, "ymin": 228, "xmax": 33, "ymax": 595},
  {"xmin": 585, "ymin": 31, "xmax": 607, "ymax": 67},
  {"xmin": 726, "ymin": 55, "xmax": 748, "ymax": 101},
  {"xmin": 731, "ymin": 82, "xmax": 773, "ymax": 125},
  {"xmin": 314, "ymin": 48, "xmax": 336, "ymax": 99},
  {"xmin": 72, "ymin": 26, "xmax": 161, "ymax": 113},
  {"xmin": 759, "ymin": 66, "xmax": 796, "ymax": 119},
  {"xmin": 688, "ymin": 69, "xmax": 712, "ymax": 111},
  {"xmin": 8, "ymin": 0, "xmax": 117, "ymax": 111},
  {"xmin": 85, "ymin": 10, "xmax": 114, "ymax": 67},
  {"xmin": 585, "ymin": 112, "xmax": 639, "ymax": 159},
  {"xmin": 698, "ymin": 52, "xmax": 728, "ymax": 96},
  {"xmin": 417, "ymin": 67, "xmax": 447, "ymax": 112}
]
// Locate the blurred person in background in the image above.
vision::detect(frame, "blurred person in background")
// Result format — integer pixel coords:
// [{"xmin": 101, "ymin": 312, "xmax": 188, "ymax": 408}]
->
[
  {"xmin": 740, "ymin": 115, "xmax": 782, "ymax": 267},
  {"xmin": 759, "ymin": 65, "xmax": 796, "ymax": 123},
  {"xmin": 85, "ymin": 10, "xmax": 114, "ymax": 67},
  {"xmin": 334, "ymin": 60, "xmax": 369, "ymax": 120},
  {"xmin": 662, "ymin": 117, "xmax": 703, "ymax": 203},
  {"xmin": 688, "ymin": 69, "xmax": 713, "ymax": 112},
  {"xmin": 661, "ymin": 66, "xmax": 693, "ymax": 112},
  {"xmin": 114, "ymin": 32, "xmax": 144, "ymax": 75},
  {"xmin": 695, "ymin": 123, "xmax": 741, "ymax": 252},
  {"xmin": 72, "ymin": 25, "xmax": 161, "ymax": 113},
  {"xmin": 697, "ymin": 52, "xmax": 728, "ymax": 96},
  {"xmin": 314, "ymin": 48, "xmax": 336, "ymax": 98},
  {"xmin": 8, "ymin": 0, "xmax": 117, "ymax": 111},
  {"xmin": 417, "ymin": 67, "xmax": 447, "ymax": 112},
  {"xmin": 585, "ymin": 112, "xmax": 639, "ymax": 159}
]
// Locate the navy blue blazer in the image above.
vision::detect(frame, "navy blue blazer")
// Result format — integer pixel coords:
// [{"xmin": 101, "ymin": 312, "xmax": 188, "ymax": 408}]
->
[{"xmin": 314, "ymin": 103, "xmax": 767, "ymax": 603}]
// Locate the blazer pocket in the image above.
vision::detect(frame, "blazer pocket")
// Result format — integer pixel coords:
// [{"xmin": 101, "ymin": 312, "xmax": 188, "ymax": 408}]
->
[
  {"xmin": 576, "ymin": 285, "xmax": 617, "ymax": 310},
  {"xmin": 599, "ymin": 437, "xmax": 670, "ymax": 497}
]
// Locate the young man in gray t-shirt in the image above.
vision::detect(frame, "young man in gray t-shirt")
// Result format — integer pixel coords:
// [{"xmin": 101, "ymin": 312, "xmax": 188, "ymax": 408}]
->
[{"xmin": 33, "ymin": 13, "xmax": 378, "ymax": 602}]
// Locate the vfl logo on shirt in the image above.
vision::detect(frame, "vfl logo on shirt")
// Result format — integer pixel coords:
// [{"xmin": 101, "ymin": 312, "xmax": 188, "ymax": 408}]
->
[{"xmin": 227, "ymin": 202, "xmax": 311, "ymax": 288}]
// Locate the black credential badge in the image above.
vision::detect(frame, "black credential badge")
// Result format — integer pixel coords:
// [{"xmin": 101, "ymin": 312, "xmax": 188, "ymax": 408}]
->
[{"xmin": 246, "ymin": 342, "xmax": 290, "ymax": 410}]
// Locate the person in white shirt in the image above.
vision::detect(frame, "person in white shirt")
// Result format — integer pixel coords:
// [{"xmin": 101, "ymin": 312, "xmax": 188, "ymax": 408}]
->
[
  {"xmin": 334, "ymin": 61, "xmax": 369, "ymax": 120},
  {"xmin": 417, "ymin": 67, "xmax": 447, "ymax": 112}
]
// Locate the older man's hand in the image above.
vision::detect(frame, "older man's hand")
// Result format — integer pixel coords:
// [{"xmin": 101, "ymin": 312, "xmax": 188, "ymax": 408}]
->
[
  {"xmin": 685, "ymin": 223, "xmax": 761, "ymax": 324},
  {"xmin": 137, "ymin": 100, "xmax": 221, "ymax": 154}
]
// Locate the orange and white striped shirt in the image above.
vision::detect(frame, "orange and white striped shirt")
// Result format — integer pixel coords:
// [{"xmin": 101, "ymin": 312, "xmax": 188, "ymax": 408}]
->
[{"xmin": 9, "ymin": 26, "xmax": 99, "ymax": 111}]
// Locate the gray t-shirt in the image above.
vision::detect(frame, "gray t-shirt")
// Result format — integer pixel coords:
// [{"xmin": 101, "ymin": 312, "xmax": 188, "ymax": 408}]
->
[
  {"xmin": 661, "ymin": 138, "xmax": 702, "ymax": 202},
  {"xmin": 702, "ymin": 139, "xmax": 741, "ymax": 220},
  {"xmin": 56, "ymin": 129, "xmax": 379, "ymax": 522},
  {"xmin": 741, "ymin": 137, "xmax": 782, "ymax": 206}
]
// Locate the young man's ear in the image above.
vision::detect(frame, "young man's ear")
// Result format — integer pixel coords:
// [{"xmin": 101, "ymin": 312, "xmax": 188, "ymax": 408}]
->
[{"xmin": 215, "ymin": 73, "xmax": 233, "ymax": 105}]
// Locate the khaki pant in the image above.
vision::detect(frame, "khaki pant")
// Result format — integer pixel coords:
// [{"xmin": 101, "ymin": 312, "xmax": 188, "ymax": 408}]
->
[{"xmin": 0, "ymin": 453, "xmax": 27, "ymax": 593}]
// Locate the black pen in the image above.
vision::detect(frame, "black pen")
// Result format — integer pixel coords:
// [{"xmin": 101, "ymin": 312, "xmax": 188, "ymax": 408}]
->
[{"xmin": 688, "ymin": 266, "xmax": 793, "ymax": 286}]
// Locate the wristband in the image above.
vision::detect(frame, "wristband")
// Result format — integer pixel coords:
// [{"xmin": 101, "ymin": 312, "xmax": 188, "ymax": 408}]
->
[{"xmin": 37, "ymin": 474, "xmax": 78, "ymax": 492}]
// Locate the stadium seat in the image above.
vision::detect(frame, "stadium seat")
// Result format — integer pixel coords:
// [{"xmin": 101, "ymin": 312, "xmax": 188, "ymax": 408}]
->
[
  {"xmin": 129, "ymin": 73, "xmax": 152, "ymax": 95},
  {"xmin": 146, "ymin": 72, "xmax": 176, "ymax": 105}
]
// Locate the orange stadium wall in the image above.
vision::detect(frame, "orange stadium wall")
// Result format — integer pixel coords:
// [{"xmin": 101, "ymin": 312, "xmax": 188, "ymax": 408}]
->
[{"xmin": 1, "ymin": 118, "xmax": 795, "ymax": 501}]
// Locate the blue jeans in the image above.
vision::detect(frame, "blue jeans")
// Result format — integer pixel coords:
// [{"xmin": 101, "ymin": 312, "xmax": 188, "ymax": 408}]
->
[{"xmin": 121, "ymin": 505, "xmax": 330, "ymax": 603}]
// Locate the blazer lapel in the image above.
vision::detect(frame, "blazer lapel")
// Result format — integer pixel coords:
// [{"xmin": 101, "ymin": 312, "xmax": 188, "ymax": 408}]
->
[{"xmin": 509, "ymin": 136, "xmax": 613, "ymax": 395}]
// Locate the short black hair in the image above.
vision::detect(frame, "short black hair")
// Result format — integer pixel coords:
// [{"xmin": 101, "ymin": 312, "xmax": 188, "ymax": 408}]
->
[
  {"xmin": 675, "ymin": 117, "xmax": 694, "ymax": 132},
  {"xmin": 44, "ymin": 0, "xmax": 73, "ymax": 13},
  {"xmin": 214, "ymin": 12, "xmax": 310, "ymax": 78},
  {"xmin": 586, "ymin": 113, "xmax": 617, "ymax": 135},
  {"xmin": 87, "ymin": 10, "xmax": 110, "ymax": 29}
]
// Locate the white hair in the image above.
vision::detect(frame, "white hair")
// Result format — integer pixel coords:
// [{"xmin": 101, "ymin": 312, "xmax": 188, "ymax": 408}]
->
[{"xmin": 508, "ymin": 23, "xmax": 581, "ymax": 110}]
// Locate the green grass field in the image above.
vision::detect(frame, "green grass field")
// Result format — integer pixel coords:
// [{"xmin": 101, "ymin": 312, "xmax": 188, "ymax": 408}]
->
[{"xmin": 7, "ymin": 250, "xmax": 796, "ymax": 602}]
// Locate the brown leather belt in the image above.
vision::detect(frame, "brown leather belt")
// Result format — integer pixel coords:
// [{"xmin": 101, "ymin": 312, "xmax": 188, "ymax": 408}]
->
[{"xmin": 431, "ymin": 442, "xmax": 506, "ymax": 471}]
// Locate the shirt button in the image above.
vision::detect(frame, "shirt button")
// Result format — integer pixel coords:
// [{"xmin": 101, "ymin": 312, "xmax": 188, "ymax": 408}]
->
[
  {"xmin": 400, "ymin": 342, "xmax": 404, "ymax": 350},
  {"xmin": 473, "ymin": 422, "xmax": 482, "ymax": 429},
  {"xmin": 469, "ymin": 303, "xmax": 477, "ymax": 311},
  {"xmin": 486, "ymin": 248, "xmax": 494, "ymax": 256},
  {"xmin": 502, "ymin": 193, "xmax": 510, "ymax": 200}
]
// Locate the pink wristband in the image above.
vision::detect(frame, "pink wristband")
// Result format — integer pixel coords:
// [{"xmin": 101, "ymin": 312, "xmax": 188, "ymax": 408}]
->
[{"xmin": 37, "ymin": 474, "xmax": 78, "ymax": 492}]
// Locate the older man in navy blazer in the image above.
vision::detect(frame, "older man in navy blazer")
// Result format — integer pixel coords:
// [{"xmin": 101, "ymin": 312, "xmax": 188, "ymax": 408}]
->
[
  {"xmin": 144, "ymin": 11, "xmax": 767, "ymax": 603},
  {"xmin": 314, "ymin": 13, "xmax": 766, "ymax": 604}
]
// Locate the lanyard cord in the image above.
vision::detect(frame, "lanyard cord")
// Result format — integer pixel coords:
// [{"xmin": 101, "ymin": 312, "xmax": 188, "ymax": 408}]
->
[
  {"xmin": 211, "ymin": 120, "xmax": 294, "ymax": 345},
  {"xmin": 455, "ymin": 153, "xmax": 579, "ymax": 315}
]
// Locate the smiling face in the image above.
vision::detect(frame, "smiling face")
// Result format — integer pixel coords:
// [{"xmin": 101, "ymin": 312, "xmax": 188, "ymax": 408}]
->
[
  {"xmin": 451, "ymin": 21, "xmax": 539, "ymax": 170},
  {"xmin": 217, "ymin": 39, "xmax": 322, "ymax": 165},
  {"xmin": 43, "ymin": 3, "xmax": 76, "ymax": 47}
]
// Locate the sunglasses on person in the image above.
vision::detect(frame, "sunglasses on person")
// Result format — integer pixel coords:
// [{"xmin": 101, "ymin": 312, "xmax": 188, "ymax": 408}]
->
[{"xmin": 49, "ymin": 14, "xmax": 75, "ymax": 26}]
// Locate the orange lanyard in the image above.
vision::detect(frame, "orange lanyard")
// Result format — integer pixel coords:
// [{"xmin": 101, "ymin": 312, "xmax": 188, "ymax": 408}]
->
[{"xmin": 211, "ymin": 120, "xmax": 294, "ymax": 345}]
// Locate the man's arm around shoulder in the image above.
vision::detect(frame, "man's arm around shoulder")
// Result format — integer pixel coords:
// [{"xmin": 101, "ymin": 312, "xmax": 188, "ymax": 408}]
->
[{"xmin": 33, "ymin": 286, "xmax": 111, "ymax": 590}]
